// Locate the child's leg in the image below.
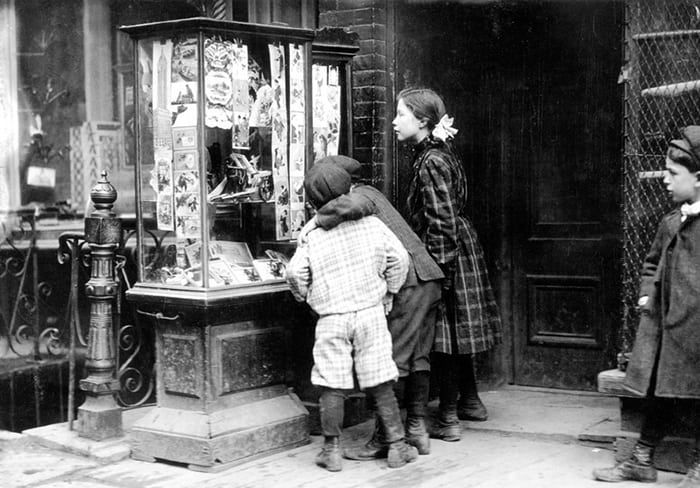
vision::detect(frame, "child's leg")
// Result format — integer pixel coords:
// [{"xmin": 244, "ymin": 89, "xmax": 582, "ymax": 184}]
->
[
  {"xmin": 316, "ymin": 387, "xmax": 345, "ymax": 472},
  {"xmin": 352, "ymin": 305, "xmax": 416, "ymax": 468},
  {"xmin": 311, "ymin": 314, "xmax": 355, "ymax": 472},
  {"xmin": 678, "ymin": 400, "xmax": 700, "ymax": 487},
  {"xmin": 367, "ymin": 381, "xmax": 418, "ymax": 468},
  {"xmin": 593, "ymin": 396, "xmax": 672, "ymax": 483},
  {"xmin": 319, "ymin": 387, "xmax": 345, "ymax": 438}
]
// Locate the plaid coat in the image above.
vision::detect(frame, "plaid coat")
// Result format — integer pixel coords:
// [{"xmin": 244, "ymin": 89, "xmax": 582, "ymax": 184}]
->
[{"xmin": 406, "ymin": 135, "xmax": 502, "ymax": 355}]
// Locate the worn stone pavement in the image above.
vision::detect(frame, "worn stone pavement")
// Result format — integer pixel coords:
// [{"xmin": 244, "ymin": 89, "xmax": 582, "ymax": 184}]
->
[{"xmin": 0, "ymin": 387, "xmax": 688, "ymax": 488}]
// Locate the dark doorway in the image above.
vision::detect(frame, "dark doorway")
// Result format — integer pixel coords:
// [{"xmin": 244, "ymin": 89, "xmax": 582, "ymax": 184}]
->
[{"xmin": 393, "ymin": 1, "xmax": 623, "ymax": 390}]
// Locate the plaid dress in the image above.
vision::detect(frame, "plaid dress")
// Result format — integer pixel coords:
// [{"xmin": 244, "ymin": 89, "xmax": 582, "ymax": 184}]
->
[{"xmin": 406, "ymin": 135, "xmax": 502, "ymax": 355}]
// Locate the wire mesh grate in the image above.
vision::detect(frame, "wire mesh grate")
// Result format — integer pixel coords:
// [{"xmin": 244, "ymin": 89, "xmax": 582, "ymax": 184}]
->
[{"xmin": 622, "ymin": 0, "xmax": 700, "ymax": 353}]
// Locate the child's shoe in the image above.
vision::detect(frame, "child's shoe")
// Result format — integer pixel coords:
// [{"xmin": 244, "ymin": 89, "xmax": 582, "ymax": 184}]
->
[
  {"xmin": 343, "ymin": 419, "xmax": 388, "ymax": 460},
  {"xmin": 429, "ymin": 410, "xmax": 462, "ymax": 442},
  {"xmin": 316, "ymin": 436, "xmax": 342, "ymax": 472},
  {"xmin": 457, "ymin": 395, "xmax": 488, "ymax": 421},
  {"xmin": 679, "ymin": 449, "xmax": 700, "ymax": 487},
  {"xmin": 592, "ymin": 442, "xmax": 657, "ymax": 482},
  {"xmin": 405, "ymin": 416, "xmax": 430, "ymax": 455},
  {"xmin": 386, "ymin": 440, "xmax": 418, "ymax": 468}
]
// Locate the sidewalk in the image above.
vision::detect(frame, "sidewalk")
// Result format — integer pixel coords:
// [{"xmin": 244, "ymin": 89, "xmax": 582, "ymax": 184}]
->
[{"xmin": 0, "ymin": 387, "xmax": 687, "ymax": 488}]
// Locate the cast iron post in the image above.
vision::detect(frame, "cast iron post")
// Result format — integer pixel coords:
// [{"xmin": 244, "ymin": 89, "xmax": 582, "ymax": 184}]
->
[{"xmin": 77, "ymin": 171, "xmax": 123, "ymax": 440}]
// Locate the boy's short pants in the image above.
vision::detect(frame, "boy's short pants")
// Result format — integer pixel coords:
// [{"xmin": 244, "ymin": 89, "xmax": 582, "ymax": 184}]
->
[{"xmin": 311, "ymin": 303, "xmax": 398, "ymax": 390}]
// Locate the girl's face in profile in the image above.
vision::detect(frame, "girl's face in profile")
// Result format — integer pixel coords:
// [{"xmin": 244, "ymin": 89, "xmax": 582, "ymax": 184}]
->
[{"xmin": 393, "ymin": 98, "xmax": 424, "ymax": 143}]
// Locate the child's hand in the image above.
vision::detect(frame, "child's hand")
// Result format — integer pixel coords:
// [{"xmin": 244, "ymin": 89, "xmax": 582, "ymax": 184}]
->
[
  {"xmin": 382, "ymin": 293, "xmax": 394, "ymax": 315},
  {"xmin": 297, "ymin": 216, "xmax": 318, "ymax": 246},
  {"xmin": 638, "ymin": 296, "xmax": 649, "ymax": 307}
]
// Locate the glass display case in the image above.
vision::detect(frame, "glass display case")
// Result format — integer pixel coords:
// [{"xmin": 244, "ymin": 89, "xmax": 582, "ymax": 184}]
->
[
  {"xmin": 125, "ymin": 17, "xmax": 314, "ymax": 296},
  {"xmin": 120, "ymin": 18, "xmax": 313, "ymax": 470}
]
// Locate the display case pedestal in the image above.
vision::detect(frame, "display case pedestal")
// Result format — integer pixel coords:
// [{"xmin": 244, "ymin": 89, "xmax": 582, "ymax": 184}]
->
[{"xmin": 127, "ymin": 284, "xmax": 309, "ymax": 471}]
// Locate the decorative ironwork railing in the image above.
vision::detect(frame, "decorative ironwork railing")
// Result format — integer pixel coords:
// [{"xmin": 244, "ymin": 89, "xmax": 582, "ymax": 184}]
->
[{"xmin": 0, "ymin": 211, "xmax": 162, "ymax": 430}]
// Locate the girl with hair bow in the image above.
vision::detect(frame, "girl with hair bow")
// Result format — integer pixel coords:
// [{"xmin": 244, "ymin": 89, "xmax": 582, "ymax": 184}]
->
[{"xmin": 393, "ymin": 87, "xmax": 502, "ymax": 443}]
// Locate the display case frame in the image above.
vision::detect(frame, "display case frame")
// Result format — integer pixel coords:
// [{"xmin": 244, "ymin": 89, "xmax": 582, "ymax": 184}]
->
[{"xmin": 122, "ymin": 17, "xmax": 314, "ymax": 303}]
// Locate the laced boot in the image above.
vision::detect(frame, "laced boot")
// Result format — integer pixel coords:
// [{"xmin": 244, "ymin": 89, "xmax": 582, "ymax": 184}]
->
[
  {"xmin": 372, "ymin": 381, "xmax": 419, "ymax": 469},
  {"xmin": 457, "ymin": 355, "xmax": 488, "ymax": 421},
  {"xmin": 405, "ymin": 371, "xmax": 431, "ymax": 454},
  {"xmin": 343, "ymin": 417, "xmax": 388, "ymax": 460},
  {"xmin": 592, "ymin": 442, "xmax": 657, "ymax": 483},
  {"xmin": 679, "ymin": 449, "xmax": 700, "ymax": 488},
  {"xmin": 387, "ymin": 439, "xmax": 419, "ymax": 469},
  {"xmin": 316, "ymin": 436, "xmax": 342, "ymax": 472}
]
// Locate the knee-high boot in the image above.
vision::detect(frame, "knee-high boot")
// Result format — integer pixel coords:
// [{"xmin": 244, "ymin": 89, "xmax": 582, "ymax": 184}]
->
[
  {"xmin": 316, "ymin": 388, "xmax": 345, "ymax": 472},
  {"xmin": 457, "ymin": 354, "xmax": 488, "ymax": 421},
  {"xmin": 431, "ymin": 353, "xmax": 462, "ymax": 442},
  {"xmin": 405, "ymin": 371, "xmax": 431, "ymax": 454},
  {"xmin": 370, "ymin": 381, "xmax": 418, "ymax": 469}
]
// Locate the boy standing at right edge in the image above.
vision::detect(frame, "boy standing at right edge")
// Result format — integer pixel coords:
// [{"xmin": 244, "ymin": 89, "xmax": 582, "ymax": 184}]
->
[{"xmin": 593, "ymin": 126, "xmax": 700, "ymax": 487}]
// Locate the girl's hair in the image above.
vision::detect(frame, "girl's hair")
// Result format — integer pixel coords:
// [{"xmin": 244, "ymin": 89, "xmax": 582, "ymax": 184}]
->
[{"xmin": 397, "ymin": 87, "xmax": 446, "ymax": 131}]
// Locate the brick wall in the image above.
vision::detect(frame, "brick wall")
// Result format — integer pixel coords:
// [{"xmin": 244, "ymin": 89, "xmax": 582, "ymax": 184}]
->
[{"xmin": 318, "ymin": 0, "xmax": 391, "ymax": 192}]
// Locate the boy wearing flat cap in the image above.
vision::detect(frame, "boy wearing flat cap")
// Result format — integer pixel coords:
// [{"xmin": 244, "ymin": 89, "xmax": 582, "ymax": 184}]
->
[
  {"xmin": 300, "ymin": 155, "xmax": 444, "ymax": 459},
  {"xmin": 286, "ymin": 162, "xmax": 418, "ymax": 472},
  {"xmin": 594, "ymin": 126, "xmax": 700, "ymax": 487}
]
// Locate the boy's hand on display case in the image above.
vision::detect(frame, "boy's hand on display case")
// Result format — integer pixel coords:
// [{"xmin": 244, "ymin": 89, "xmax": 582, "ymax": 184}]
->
[{"xmin": 297, "ymin": 216, "xmax": 318, "ymax": 246}]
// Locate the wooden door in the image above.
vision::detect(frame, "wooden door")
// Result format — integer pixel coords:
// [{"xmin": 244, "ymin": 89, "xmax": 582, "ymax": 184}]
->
[
  {"xmin": 393, "ymin": 1, "xmax": 623, "ymax": 390},
  {"xmin": 504, "ymin": 2, "xmax": 623, "ymax": 390}
]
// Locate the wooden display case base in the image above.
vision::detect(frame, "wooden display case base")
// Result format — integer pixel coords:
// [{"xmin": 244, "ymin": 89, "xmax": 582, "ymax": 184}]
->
[{"xmin": 130, "ymin": 392, "xmax": 309, "ymax": 470}]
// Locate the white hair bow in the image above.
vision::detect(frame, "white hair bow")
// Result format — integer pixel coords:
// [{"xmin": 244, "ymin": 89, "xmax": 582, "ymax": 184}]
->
[{"xmin": 432, "ymin": 114, "xmax": 458, "ymax": 141}]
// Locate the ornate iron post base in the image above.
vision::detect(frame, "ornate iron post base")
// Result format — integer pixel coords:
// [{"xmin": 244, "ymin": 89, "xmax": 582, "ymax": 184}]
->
[{"xmin": 77, "ymin": 172, "xmax": 123, "ymax": 440}]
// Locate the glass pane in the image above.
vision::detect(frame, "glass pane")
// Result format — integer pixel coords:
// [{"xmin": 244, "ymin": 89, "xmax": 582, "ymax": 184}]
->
[{"xmin": 312, "ymin": 61, "xmax": 341, "ymax": 163}]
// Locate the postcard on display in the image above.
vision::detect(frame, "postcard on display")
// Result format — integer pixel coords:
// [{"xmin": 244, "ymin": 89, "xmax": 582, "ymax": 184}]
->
[
  {"xmin": 153, "ymin": 40, "xmax": 173, "ymax": 112},
  {"xmin": 173, "ymin": 150, "xmax": 197, "ymax": 171},
  {"xmin": 277, "ymin": 207, "xmax": 292, "ymax": 240},
  {"xmin": 155, "ymin": 153, "xmax": 173, "ymax": 193},
  {"xmin": 231, "ymin": 42, "xmax": 249, "ymax": 80},
  {"xmin": 209, "ymin": 241, "xmax": 254, "ymax": 268},
  {"xmin": 290, "ymin": 113, "xmax": 305, "ymax": 145},
  {"xmin": 253, "ymin": 258, "xmax": 285, "ymax": 281},
  {"xmin": 204, "ymin": 38, "xmax": 235, "ymax": 129},
  {"xmin": 171, "ymin": 37, "xmax": 198, "ymax": 83},
  {"xmin": 290, "ymin": 176, "xmax": 305, "ymax": 204},
  {"xmin": 172, "ymin": 103, "xmax": 198, "ymax": 128},
  {"xmin": 290, "ymin": 204, "xmax": 306, "ymax": 239},
  {"xmin": 157, "ymin": 191, "xmax": 174, "ymax": 231},
  {"xmin": 175, "ymin": 214, "xmax": 201, "ymax": 239},
  {"xmin": 230, "ymin": 266, "xmax": 261, "ymax": 284},
  {"xmin": 232, "ymin": 111, "xmax": 250, "ymax": 149},
  {"xmin": 174, "ymin": 169, "xmax": 200, "ymax": 194},
  {"xmin": 173, "ymin": 127, "xmax": 197, "ymax": 150},
  {"xmin": 172, "ymin": 81, "xmax": 197, "ymax": 105},
  {"xmin": 208, "ymin": 258, "xmax": 237, "ymax": 286},
  {"xmin": 290, "ymin": 145, "xmax": 305, "ymax": 176}
]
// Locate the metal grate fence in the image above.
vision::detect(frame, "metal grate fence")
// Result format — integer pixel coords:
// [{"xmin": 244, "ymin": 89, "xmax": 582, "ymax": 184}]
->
[{"xmin": 622, "ymin": 0, "xmax": 700, "ymax": 353}]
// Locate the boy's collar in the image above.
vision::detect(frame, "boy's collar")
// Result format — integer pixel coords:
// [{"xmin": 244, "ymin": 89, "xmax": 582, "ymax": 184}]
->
[{"xmin": 680, "ymin": 200, "xmax": 700, "ymax": 222}]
